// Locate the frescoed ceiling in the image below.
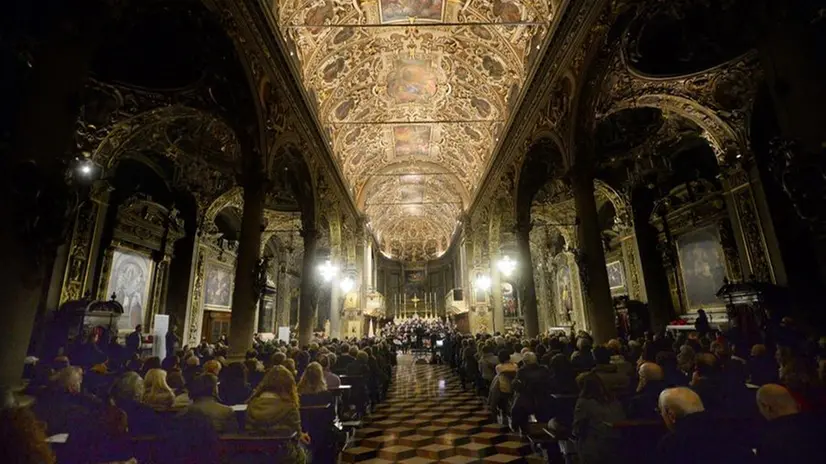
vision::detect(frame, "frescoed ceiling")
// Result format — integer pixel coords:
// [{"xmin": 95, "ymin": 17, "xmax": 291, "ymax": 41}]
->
[{"xmin": 264, "ymin": 0, "xmax": 559, "ymax": 261}]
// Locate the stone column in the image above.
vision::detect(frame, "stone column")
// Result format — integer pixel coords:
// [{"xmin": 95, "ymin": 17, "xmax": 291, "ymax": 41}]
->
[
  {"xmin": 227, "ymin": 177, "xmax": 265, "ymax": 357},
  {"xmin": 631, "ymin": 193, "xmax": 675, "ymax": 331},
  {"xmin": 276, "ymin": 252, "xmax": 291, "ymax": 329},
  {"xmin": 0, "ymin": 2, "xmax": 111, "ymax": 394},
  {"xmin": 298, "ymin": 228, "xmax": 319, "ymax": 347},
  {"xmin": 571, "ymin": 169, "xmax": 617, "ymax": 343},
  {"xmin": 329, "ymin": 268, "xmax": 340, "ymax": 339},
  {"xmin": 515, "ymin": 222, "xmax": 540, "ymax": 338},
  {"xmin": 490, "ymin": 252, "xmax": 505, "ymax": 334}
]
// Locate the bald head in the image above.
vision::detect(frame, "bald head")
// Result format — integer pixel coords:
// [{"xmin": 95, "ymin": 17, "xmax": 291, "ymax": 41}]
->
[
  {"xmin": 658, "ymin": 387, "xmax": 704, "ymax": 430},
  {"xmin": 639, "ymin": 362, "xmax": 664, "ymax": 382},
  {"xmin": 757, "ymin": 384, "xmax": 800, "ymax": 420}
]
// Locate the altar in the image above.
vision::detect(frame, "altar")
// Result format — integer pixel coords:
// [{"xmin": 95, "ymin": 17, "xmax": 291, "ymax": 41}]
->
[{"xmin": 389, "ymin": 292, "xmax": 443, "ymax": 322}]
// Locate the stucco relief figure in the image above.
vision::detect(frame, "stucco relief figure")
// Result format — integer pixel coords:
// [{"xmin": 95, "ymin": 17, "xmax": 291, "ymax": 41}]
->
[
  {"xmin": 106, "ymin": 250, "xmax": 152, "ymax": 331},
  {"xmin": 557, "ymin": 265, "xmax": 573, "ymax": 321},
  {"xmin": 677, "ymin": 227, "xmax": 727, "ymax": 309},
  {"xmin": 380, "ymin": 0, "xmax": 443, "ymax": 23},
  {"xmin": 502, "ymin": 282, "xmax": 518, "ymax": 317},
  {"xmin": 204, "ymin": 265, "xmax": 232, "ymax": 308}
]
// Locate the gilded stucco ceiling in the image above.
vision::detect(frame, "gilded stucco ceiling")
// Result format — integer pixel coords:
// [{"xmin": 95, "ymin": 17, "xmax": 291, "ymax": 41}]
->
[{"xmin": 265, "ymin": 0, "xmax": 557, "ymax": 261}]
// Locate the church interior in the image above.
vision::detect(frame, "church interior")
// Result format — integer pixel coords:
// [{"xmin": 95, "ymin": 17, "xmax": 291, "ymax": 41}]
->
[{"xmin": 2, "ymin": 0, "xmax": 826, "ymax": 462}]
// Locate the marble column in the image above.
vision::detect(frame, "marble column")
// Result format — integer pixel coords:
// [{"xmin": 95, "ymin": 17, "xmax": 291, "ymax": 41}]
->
[
  {"xmin": 227, "ymin": 177, "xmax": 265, "ymax": 357},
  {"xmin": 0, "ymin": 3, "xmax": 109, "ymax": 394},
  {"xmin": 571, "ymin": 169, "xmax": 617, "ymax": 343},
  {"xmin": 276, "ymin": 253, "xmax": 291, "ymax": 329},
  {"xmin": 298, "ymin": 228, "xmax": 319, "ymax": 347},
  {"xmin": 490, "ymin": 253, "xmax": 504, "ymax": 334},
  {"xmin": 632, "ymin": 194, "xmax": 675, "ymax": 331},
  {"xmin": 515, "ymin": 223, "xmax": 540, "ymax": 338},
  {"xmin": 329, "ymin": 265, "xmax": 341, "ymax": 338}
]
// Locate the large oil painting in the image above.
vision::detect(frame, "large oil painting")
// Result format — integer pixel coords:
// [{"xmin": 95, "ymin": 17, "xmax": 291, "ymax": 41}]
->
[
  {"xmin": 606, "ymin": 261, "xmax": 625, "ymax": 290},
  {"xmin": 557, "ymin": 265, "xmax": 573, "ymax": 318},
  {"xmin": 677, "ymin": 226, "xmax": 727, "ymax": 309},
  {"xmin": 394, "ymin": 125, "xmax": 431, "ymax": 157},
  {"xmin": 380, "ymin": 0, "xmax": 443, "ymax": 23},
  {"xmin": 386, "ymin": 59, "xmax": 438, "ymax": 103},
  {"xmin": 105, "ymin": 249, "xmax": 153, "ymax": 331},
  {"xmin": 204, "ymin": 262, "xmax": 233, "ymax": 310}
]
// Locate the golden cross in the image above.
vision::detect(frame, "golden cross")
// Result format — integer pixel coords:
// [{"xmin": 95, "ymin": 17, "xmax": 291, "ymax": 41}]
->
[{"xmin": 410, "ymin": 295, "xmax": 421, "ymax": 309}]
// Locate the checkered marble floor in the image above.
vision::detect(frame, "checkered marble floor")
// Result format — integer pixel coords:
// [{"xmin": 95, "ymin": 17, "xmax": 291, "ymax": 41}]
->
[{"xmin": 341, "ymin": 356, "xmax": 543, "ymax": 464}]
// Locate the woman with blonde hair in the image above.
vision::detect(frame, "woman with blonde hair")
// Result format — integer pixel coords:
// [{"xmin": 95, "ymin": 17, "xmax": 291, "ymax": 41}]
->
[
  {"xmin": 298, "ymin": 362, "xmax": 327, "ymax": 395},
  {"xmin": 246, "ymin": 366, "xmax": 309, "ymax": 463},
  {"xmin": 142, "ymin": 368, "xmax": 175, "ymax": 410}
]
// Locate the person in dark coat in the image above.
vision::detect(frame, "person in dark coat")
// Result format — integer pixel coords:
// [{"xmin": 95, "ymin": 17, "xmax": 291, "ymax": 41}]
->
[
  {"xmin": 165, "ymin": 325, "xmax": 180, "ymax": 360},
  {"xmin": 627, "ymin": 363, "xmax": 668, "ymax": 420},
  {"xmin": 109, "ymin": 371, "xmax": 161, "ymax": 436},
  {"xmin": 657, "ymin": 387, "xmax": 754, "ymax": 464},
  {"xmin": 335, "ymin": 344, "xmax": 357, "ymax": 373},
  {"xmin": 755, "ymin": 384, "xmax": 826, "ymax": 464},
  {"xmin": 689, "ymin": 353, "xmax": 724, "ymax": 414},
  {"xmin": 511, "ymin": 352, "xmax": 555, "ymax": 431},
  {"xmin": 126, "ymin": 325, "xmax": 142, "ymax": 355},
  {"xmin": 748, "ymin": 344, "xmax": 778, "ymax": 386},
  {"xmin": 694, "ymin": 309, "xmax": 711, "ymax": 337}
]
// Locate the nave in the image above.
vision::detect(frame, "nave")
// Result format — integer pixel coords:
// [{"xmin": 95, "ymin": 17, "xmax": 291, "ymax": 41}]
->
[{"xmin": 343, "ymin": 356, "xmax": 542, "ymax": 464}]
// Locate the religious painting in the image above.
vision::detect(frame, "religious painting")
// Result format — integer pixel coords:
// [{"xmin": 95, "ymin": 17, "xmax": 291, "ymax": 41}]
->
[
  {"xmin": 676, "ymin": 227, "xmax": 727, "ymax": 309},
  {"xmin": 386, "ymin": 59, "xmax": 438, "ymax": 103},
  {"xmin": 105, "ymin": 249, "xmax": 153, "ymax": 331},
  {"xmin": 204, "ymin": 262, "xmax": 233, "ymax": 310},
  {"xmin": 380, "ymin": 0, "xmax": 443, "ymax": 23},
  {"xmin": 393, "ymin": 125, "xmax": 431, "ymax": 158},
  {"xmin": 399, "ymin": 185, "xmax": 425, "ymax": 204},
  {"xmin": 502, "ymin": 282, "xmax": 518, "ymax": 317},
  {"xmin": 557, "ymin": 265, "xmax": 573, "ymax": 317},
  {"xmin": 606, "ymin": 261, "xmax": 625, "ymax": 290}
]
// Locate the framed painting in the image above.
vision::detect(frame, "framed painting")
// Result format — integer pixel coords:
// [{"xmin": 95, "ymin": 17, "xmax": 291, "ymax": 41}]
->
[
  {"xmin": 676, "ymin": 226, "xmax": 727, "ymax": 309},
  {"xmin": 105, "ymin": 248, "xmax": 154, "ymax": 331},
  {"xmin": 393, "ymin": 125, "xmax": 431, "ymax": 158},
  {"xmin": 204, "ymin": 261, "xmax": 234, "ymax": 311},
  {"xmin": 606, "ymin": 261, "xmax": 625, "ymax": 290}
]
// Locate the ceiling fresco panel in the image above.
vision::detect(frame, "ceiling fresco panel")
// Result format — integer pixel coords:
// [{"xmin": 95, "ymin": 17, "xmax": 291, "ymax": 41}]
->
[{"xmin": 266, "ymin": 0, "xmax": 559, "ymax": 261}]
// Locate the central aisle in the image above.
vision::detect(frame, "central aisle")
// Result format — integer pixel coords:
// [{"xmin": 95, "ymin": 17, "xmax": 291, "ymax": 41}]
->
[{"xmin": 342, "ymin": 355, "xmax": 539, "ymax": 463}]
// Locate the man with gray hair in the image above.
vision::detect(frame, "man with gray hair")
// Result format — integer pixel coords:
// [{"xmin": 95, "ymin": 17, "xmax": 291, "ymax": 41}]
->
[
  {"xmin": 656, "ymin": 387, "xmax": 754, "ymax": 464},
  {"xmin": 755, "ymin": 384, "xmax": 826, "ymax": 463},
  {"xmin": 511, "ymin": 352, "xmax": 554, "ymax": 432}
]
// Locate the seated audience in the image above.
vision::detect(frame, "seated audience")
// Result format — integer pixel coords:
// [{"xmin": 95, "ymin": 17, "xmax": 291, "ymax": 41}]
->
[
  {"xmin": 220, "ymin": 362, "xmax": 252, "ymax": 405},
  {"xmin": 319, "ymin": 354, "xmax": 341, "ymax": 390},
  {"xmin": 109, "ymin": 371, "xmax": 158, "ymax": 435},
  {"xmin": 335, "ymin": 344, "xmax": 356, "ymax": 372},
  {"xmin": 162, "ymin": 356, "xmax": 186, "ymax": 393},
  {"xmin": 245, "ymin": 366, "xmax": 310, "ymax": 461},
  {"xmin": 755, "ymin": 383, "xmax": 826, "ymax": 463},
  {"xmin": 0, "ymin": 406, "xmax": 57, "ymax": 464},
  {"xmin": 592, "ymin": 345, "xmax": 630, "ymax": 396},
  {"xmin": 182, "ymin": 356, "xmax": 201, "ymax": 387},
  {"xmin": 690, "ymin": 353, "xmax": 724, "ymax": 413},
  {"xmin": 748, "ymin": 344, "xmax": 778, "ymax": 386},
  {"xmin": 657, "ymin": 387, "xmax": 754, "ymax": 464},
  {"xmin": 298, "ymin": 362, "xmax": 333, "ymax": 406},
  {"xmin": 571, "ymin": 338, "xmax": 596, "ymax": 371},
  {"xmin": 203, "ymin": 359, "xmax": 222, "ymax": 377},
  {"xmin": 627, "ymin": 362, "xmax": 667, "ymax": 420},
  {"xmin": 182, "ymin": 374, "xmax": 238, "ymax": 433},
  {"xmin": 32, "ymin": 366, "xmax": 101, "ymax": 435},
  {"xmin": 511, "ymin": 352, "xmax": 554, "ymax": 430},
  {"xmin": 656, "ymin": 351, "xmax": 688, "ymax": 387},
  {"xmin": 549, "ymin": 353, "xmax": 579, "ymax": 394},
  {"xmin": 572, "ymin": 372, "xmax": 625, "ymax": 464},
  {"xmin": 245, "ymin": 358, "xmax": 265, "ymax": 389},
  {"xmin": 142, "ymin": 368, "xmax": 175, "ymax": 410}
]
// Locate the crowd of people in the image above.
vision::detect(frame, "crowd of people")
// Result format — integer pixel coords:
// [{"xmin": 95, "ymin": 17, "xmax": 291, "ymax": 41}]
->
[
  {"xmin": 3, "ymin": 326, "xmax": 397, "ymax": 464},
  {"xmin": 382, "ymin": 318, "xmax": 455, "ymax": 352},
  {"xmin": 444, "ymin": 320, "xmax": 826, "ymax": 464}
]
